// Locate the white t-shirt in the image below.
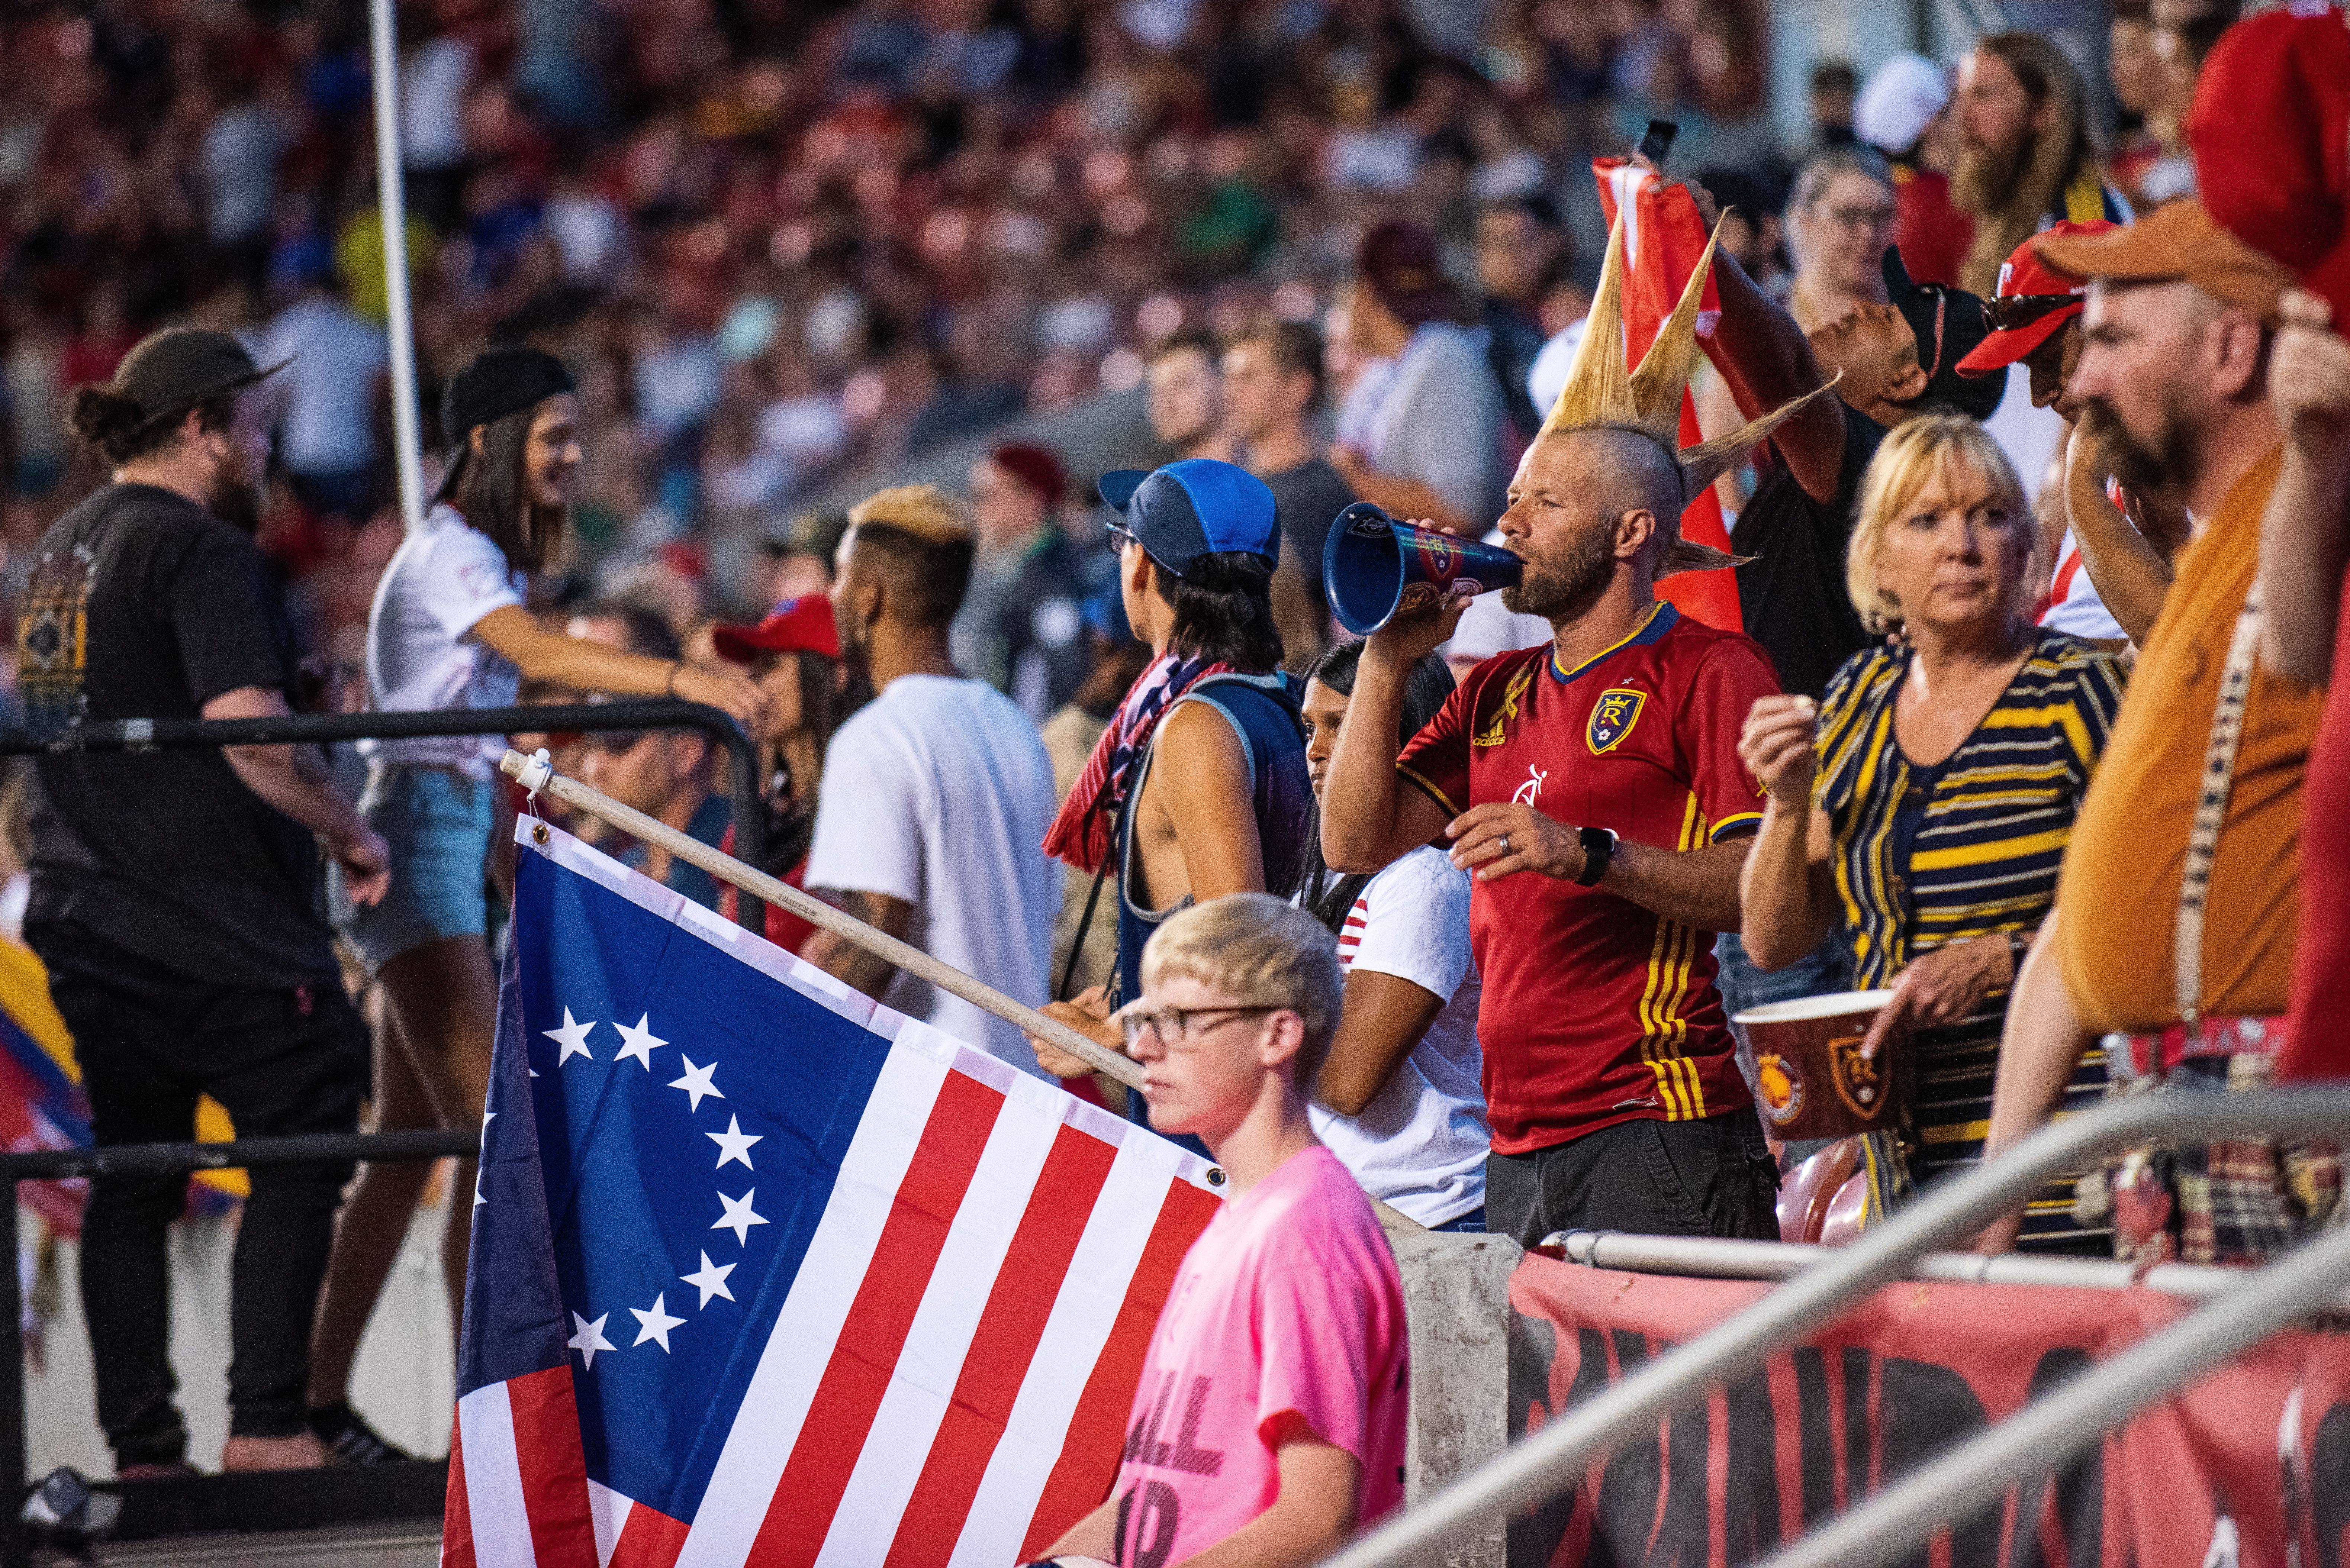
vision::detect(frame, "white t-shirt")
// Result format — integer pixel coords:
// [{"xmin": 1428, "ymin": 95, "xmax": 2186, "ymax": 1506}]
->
[
  {"xmin": 1304, "ymin": 846, "xmax": 1489, "ymax": 1225},
  {"xmin": 260, "ymin": 296, "xmax": 388, "ymax": 475},
  {"xmin": 805, "ymin": 674, "xmax": 1062, "ymax": 1075},
  {"xmin": 359, "ymin": 503, "xmax": 525, "ymax": 776},
  {"xmin": 2038, "ymin": 527, "xmax": 2127, "ymax": 642}
]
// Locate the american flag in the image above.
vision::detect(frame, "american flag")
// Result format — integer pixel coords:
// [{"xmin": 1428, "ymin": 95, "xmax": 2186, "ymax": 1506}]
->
[{"xmin": 443, "ymin": 820, "xmax": 1222, "ymax": 1568}]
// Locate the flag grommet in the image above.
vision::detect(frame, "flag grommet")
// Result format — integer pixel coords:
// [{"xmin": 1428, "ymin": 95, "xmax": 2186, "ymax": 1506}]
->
[
  {"xmin": 1206, "ymin": 1167, "xmax": 1226, "ymax": 1186},
  {"xmin": 532, "ymin": 822, "xmax": 550, "ymax": 845}
]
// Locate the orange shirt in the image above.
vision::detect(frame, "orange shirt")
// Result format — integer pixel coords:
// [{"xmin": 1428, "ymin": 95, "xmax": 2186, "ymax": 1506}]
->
[{"xmin": 2056, "ymin": 449, "xmax": 2324, "ymax": 1032}]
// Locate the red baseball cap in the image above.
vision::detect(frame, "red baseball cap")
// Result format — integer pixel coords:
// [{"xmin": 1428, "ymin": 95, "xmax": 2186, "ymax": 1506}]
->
[
  {"xmin": 711, "ymin": 596, "xmax": 838, "ymax": 664},
  {"xmin": 2188, "ymin": 2, "xmax": 2350, "ymax": 323},
  {"xmin": 1954, "ymin": 220, "xmax": 2116, "ymax": 377}
]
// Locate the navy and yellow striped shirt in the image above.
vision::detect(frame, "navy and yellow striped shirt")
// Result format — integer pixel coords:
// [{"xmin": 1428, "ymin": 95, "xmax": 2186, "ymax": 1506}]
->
[{"xmin": 1813, "ymin": 631, "xmax": 2127, "ymax": 1248}]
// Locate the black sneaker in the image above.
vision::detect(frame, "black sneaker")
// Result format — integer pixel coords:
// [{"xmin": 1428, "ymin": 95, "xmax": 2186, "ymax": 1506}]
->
[{"xmin": 308, "ymin": 1403, "xmax": 412, "ymax": 1467}]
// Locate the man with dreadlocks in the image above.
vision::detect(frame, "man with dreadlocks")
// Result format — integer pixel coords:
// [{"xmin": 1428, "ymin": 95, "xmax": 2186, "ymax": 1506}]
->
[{"xmin": 1322, "ymin": 216, "xmax": 1831, "ymax": 1246}]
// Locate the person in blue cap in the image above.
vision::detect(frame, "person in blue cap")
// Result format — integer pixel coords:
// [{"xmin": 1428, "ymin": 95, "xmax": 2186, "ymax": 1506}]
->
[{"xmin": 1031, "ymin": 458, "xmax": 1313, "ymax": 1113}]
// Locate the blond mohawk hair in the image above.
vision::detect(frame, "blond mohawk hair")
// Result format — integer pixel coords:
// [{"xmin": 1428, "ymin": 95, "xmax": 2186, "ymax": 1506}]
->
[{"xmin": 1541, "ymin": 209, "xmax": 1839, "ymax": 572}]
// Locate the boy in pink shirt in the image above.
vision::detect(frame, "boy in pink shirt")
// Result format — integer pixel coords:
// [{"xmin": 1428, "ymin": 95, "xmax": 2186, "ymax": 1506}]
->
[{"xmin": 1030, "ymin": 894, "xmax": 1410, "ymax": 1568}]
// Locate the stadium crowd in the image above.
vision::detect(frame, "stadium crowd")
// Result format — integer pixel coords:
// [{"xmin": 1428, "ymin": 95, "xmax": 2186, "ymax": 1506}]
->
[{"xmin": 7, "ymin": 0, "xmax": 2350, "ymax": 1558}]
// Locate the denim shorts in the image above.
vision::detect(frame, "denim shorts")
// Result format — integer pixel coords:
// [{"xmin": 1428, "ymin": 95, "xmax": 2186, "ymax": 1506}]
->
[{"xmin": 332, "ymin": 765, "xmax": 496, "ymax": 974}]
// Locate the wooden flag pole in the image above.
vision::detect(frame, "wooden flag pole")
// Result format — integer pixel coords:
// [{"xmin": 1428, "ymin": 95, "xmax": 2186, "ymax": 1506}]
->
[{"xmin": 500, "ymin": 747, "xmax": 1142, "ymax": 1087}]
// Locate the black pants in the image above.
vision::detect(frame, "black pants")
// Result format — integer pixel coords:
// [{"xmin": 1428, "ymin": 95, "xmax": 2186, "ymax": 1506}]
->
[
  {"xmin": 1487, "ymin": 1111, "xmax": 1781, "ymax": 1249},
  {"xmin": 36, "ymin": 938, "xmax": 366, "ymax": 1464}
]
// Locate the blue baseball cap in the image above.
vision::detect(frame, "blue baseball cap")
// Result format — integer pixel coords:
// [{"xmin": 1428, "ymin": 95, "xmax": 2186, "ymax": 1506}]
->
[{"xmin": 1097, "ymin": 458, "xmax": 1280, "ymax": 577}]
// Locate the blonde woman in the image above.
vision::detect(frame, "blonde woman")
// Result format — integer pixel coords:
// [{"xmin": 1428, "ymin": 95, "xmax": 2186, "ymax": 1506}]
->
[{"xmin": 1735, "ymin": 415, "xmax": 2125, "ymax": 1251}]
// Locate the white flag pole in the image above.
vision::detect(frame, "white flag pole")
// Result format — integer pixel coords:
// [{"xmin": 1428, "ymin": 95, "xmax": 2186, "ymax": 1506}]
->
[
  {"xmin": 368, "ymin": 0, "xmax": 427, "ymax": 535},
  {"xmin": 499, "ymin": 748, "xmax": 1145, "ymax": 1086},
  {"xmin": 494, "ymin": 749, "xmax": 1428, "ymax": 1230}
]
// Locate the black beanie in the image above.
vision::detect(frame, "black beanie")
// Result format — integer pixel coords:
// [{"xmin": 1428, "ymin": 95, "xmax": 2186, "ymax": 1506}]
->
[{"xmin": 442, "ymin": 347, "xmax": 575, "ymax": 446}]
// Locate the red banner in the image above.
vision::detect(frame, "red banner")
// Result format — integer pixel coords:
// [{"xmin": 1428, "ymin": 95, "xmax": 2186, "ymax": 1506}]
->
[{"xmin": 1510, "ymin": 1251, "xmax": 2350, "ymax": 1566}]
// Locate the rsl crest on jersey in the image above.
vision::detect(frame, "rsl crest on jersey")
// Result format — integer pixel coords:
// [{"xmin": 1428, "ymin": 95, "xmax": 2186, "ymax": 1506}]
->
[{"xmin": 1586, "ymin": 687, "xmax": 1646, "ymax": 754}]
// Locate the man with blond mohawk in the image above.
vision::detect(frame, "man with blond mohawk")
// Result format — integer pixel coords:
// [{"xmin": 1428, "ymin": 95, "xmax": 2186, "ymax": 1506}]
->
[
  {"xmin": 801, "ymin": 484, "xmax": 1061, "ymax": 1074},
  {"xmin": 1321, "ymin": 217, "xmax": 1834, "ymax": 1245}
]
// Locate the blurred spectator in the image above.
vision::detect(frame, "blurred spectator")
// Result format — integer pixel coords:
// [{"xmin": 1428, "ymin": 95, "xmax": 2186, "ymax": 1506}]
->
[
  {"xmin": 1032, "ymin": 460, "xmax": 1306, "ymax": 1119},
  {"xmin": 1984, "ymin": 207, "xmax": 2315, "ymax": 1266},
  {"xmin": 1143, "ymin": 328, "xmax": 1234, "ymax": 463},
  {"xmin": 2108, "ymin": 1, "xmax": 2171, "ymax": 209},
  {"xmin": 1855, "ymin": 52, "xmax": 1973, "ymax": 290},
  {"xmin": 1475, "ymin": 194, "xmax": 1567, "ymax": 438},
  {"xmin": 1295, "ymin": 640, "xmax": 1488, "ymax": 1231},
  {"xmin": 802, "ymin": 484, "xmax": 1062, "ymax": 1077},
  {"xmin": 258, "ymin": 258, "xmax": 388, "ymax": 523},
  {"xmin": 764, "ymin": 509, "xmax": 852, "ymax": 604},
  {"xmin": 952, "ymin": 441, "xmax": 1092, "ymax": 717},
  {"xmin": 711, "ymin": 595, "xmax": 860, "ymax": 954},
  {"xmin": 1810, "ymin": 61, "xmax": 1860, "ymax": 147},
  {"xmin": 1954, "ymin": 222, "xmax": 2185, "ymax": 648},
  {"xmin": 20, "ymin": 328, "xmax": 383, "ymax": 1474},
  {"xmin": 1330, "ymin": 220, "xmax": 1501, "ymax": 535},
  {"xmin": 1783, "ymin": 148, "xmax": 1898, "ymax": 333},
  {"xmin": 1222, "ymin": 319, "xmax": 1351, "ymax": 671},
  {"xmin": 1040, "ymin": 594, "xmax": 1154, "ymax": 1008},
  {"xmin": 1738, "ymin": 416, "xmax": 2122, "ymax": 1252},
  {"xmin": 1695, "ymin": 166, "xmax": 1789, "ymax": 294},
  {"xmin": 575, "ymin": 610, "xmax": 735, "ymax": 909},
  {"xmin": 309, "ymin": 352, "xmax": 766, "ymax": 1460},
  {"xmin": 1951, "ymin": 33, "xmax": 2132, "ymax": 299}
]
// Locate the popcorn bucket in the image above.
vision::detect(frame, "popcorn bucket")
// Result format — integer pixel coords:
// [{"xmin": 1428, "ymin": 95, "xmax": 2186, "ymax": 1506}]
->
[
  {"xmin": 1321, "ymin": 502, "xmax": 1525, "ymax": 636},
  {"xmin": 1733, "ymin": 990, "xmax": 1908, "ymax": 1142}
]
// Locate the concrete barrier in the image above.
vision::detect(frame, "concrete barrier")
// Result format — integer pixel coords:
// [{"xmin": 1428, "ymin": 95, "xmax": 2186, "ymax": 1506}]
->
[{"xmin": 1390, "ymin": 1229, "xmax": 1521, "ymax": 1567}]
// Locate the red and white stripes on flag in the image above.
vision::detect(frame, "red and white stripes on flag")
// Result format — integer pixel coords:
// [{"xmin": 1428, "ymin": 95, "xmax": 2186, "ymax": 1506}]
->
[
  {"xmin": 443, "ymin": 822, "xmax": 1224, "ymax": 1568},
  {"xmin": 660, "ymin": 1045, "xmax": 1219, "ymax": 1568},
  {"xmin": 1594, "ymin": 157, "xmax": 1745, "ymax": 634}
]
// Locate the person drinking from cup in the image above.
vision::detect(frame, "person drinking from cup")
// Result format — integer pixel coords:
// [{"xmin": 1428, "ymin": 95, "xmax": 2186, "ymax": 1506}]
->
[{"xmin": 1736, "ymin": 414, "xmax": 2125, "ymax": 1251}]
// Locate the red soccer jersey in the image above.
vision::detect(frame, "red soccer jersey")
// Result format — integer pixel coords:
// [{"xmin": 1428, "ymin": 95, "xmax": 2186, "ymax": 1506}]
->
[{"xmin": 1395, "ymin": 601, "xmax": 1777, "ymax": 1154}]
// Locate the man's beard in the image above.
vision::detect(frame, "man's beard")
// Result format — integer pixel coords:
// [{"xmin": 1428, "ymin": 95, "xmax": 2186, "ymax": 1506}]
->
[
  {"xmin": 1500, "ymin": 522, "xmax": 1614, "ymax": 621},
  {"xmin": 207, "ymin": 459, "xmax": 264, "ymax": 534},
  {"xmin": 2080, "ymin": 397, "xmax": 2201, "ymax": 500},
  {"xmin": 1951, "ymin": 135, "xmax": 2024, "ymax": 216}
]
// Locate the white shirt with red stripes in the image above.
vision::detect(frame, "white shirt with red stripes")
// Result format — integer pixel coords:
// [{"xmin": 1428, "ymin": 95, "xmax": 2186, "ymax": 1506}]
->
[{"xmin": 1306, "ymin": 846, "xmax": 1489, "ymax": 1226}]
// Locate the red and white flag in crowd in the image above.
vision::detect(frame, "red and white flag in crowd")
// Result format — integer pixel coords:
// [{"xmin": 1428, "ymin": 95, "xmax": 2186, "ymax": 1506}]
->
[
  {"xmin": 1593, "ymin": 158, "xmax": 1744, "ymax": 634},
  {"xmin": 443, "ymin": 820, "xmax": 1221, "ymax": 1568}
]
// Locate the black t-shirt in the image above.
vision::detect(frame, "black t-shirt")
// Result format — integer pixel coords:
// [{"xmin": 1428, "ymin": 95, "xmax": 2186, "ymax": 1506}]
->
[
  {"xmin": 1730, "ymin": 401, "xmax": 1887, "ymax": 701},
  {"xmin": 19, "ymin": 483, "xmax": 337, "ymax": 987},
  {"xmin": 1262, "ymin": 458, "xmax": 1355, "ymax": 618}
]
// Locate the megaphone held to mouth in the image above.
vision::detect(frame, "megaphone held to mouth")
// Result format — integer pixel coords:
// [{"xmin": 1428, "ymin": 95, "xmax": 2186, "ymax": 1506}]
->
[{"xmin": 1321, "ymin": 502, "xmax": 1525, "ymax": 636}]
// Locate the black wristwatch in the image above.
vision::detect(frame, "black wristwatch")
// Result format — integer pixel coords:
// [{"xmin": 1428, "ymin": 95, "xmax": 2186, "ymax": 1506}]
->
[{"xmin": 1575, "ymin": 826, "xmax": 1618, "ymax": 886}]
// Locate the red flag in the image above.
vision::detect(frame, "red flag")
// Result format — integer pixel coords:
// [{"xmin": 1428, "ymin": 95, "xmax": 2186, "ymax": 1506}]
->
[{"xmin": 1592, "ymin": 158, "xmax": 1743, "ymax": 633}]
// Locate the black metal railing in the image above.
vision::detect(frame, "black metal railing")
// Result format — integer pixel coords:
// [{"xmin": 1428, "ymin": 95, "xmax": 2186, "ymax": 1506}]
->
[
  {"xmin": 0, "ymin": 699, "xmax": 769, "ymax": 931},
  {"xmin": 0, "ymin": 1131, "xmax": 482, "ymax": 1566}
]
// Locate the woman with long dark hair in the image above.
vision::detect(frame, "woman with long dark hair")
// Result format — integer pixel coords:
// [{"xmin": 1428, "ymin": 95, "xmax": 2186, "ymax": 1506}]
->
[
  {"xmin": 306, "ymin": 348, "xmax": 769, "ymax": 1461},
  {"xmin": 1297, "ymin": 640, "xmax": 1491, "ymax": 1230}
]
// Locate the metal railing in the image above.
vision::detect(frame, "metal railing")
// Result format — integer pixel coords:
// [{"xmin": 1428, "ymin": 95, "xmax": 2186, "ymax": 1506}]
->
[
  {"xmin": 0, "ymin": 1130, "xmax": 480, "ymax": 1568},
  {"xmin": 0, "ymin": 700, "xmax": 768, "ymax": 931},
  {"xmin": 1320, "ymin": 1086, "xmax": 2350, "ymax": 1568},
  {"xmin": 1554, "ymin": 1226, "xmax": 2350, "ymax": 1308}
]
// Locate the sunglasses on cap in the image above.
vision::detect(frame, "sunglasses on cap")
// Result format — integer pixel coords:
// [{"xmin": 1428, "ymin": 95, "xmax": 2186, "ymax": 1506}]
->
[
  {"xmin": 1982, "ymin": 293, "xmax": 2083, "ymax": 333},
  {"xmin": 586, "ymin": 729, "xmax": 655, "ymax": 755}
]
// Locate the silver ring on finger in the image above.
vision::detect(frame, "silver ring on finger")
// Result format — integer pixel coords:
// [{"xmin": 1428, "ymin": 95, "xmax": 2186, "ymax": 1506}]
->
[{"xmin": 1497, "ymin": 833, "xmax": 1510, "ymax": 856}]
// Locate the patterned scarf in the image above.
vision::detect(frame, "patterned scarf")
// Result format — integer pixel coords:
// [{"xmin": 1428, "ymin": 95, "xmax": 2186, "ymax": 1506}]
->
[{"xmin": 1043, "ymin": 650, "xmax": 1231, "ymax": 874}]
